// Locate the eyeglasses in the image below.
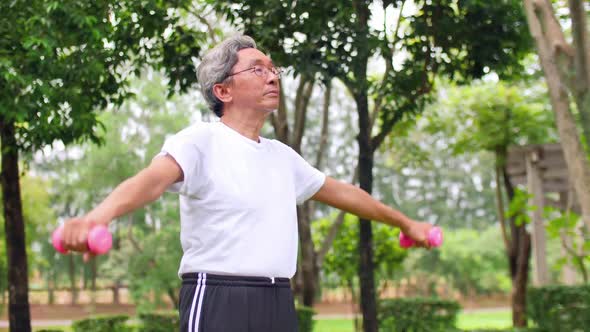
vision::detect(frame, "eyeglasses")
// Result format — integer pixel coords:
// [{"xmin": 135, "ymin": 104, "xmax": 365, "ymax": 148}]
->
[{"xmin": 227, "ymin": 65, "xmax": 283, "ymax": 79}]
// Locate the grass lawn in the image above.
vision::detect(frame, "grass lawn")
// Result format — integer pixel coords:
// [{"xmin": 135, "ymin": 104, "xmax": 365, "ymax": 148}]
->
[
  {"xmin": 314, "ymin": 318, "xmax": 356, "ymax": 332},
  {"xmin": 456, "ymin": 310, "xmax": 513, "ymax": 330}
]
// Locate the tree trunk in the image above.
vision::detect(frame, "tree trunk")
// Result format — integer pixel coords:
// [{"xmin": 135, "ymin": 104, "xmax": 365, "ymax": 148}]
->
[
  {"xmin": 494, "ymin": 154, "xmax": 510, "ymax": 252},
  {"xmin": 68, "ymin": 255, "xmax": 77, "ymax": 305},
  {"xmin": 351, "ymin": 1, "xmax": 377, "ymax": 330},
  {"xmin": 47, "ymin": 275, "xmax": 55, "ymax": 305},
  {"xmin": 524, "ymin": 0, "xmax": 590, "ymax": 231},
  {"xmin": 356, "ymin": 91, "xmax": 378, "ymax": 332},
  {"xmin": 297, "ymin": 203, "xmax": 316, "ymax": 307},
  {"xmin": 90, "ymin": 258, "xmax": 97, "ymax": 305},
  {"xmin": 526, "ymin": 149, "xmax": 549, "ymax": 285},
  {"xmin": 112, "ymin": 281, "xmax": 121, "ymax": 304},
  {"xmin": 0, "ymin": 117, "xmax": 32, "ymax": 332},
  {"xmin": 567, "ymin": 0, "xmax": 590, "ymax": 147},
  {"xmin": 503, "ymin": 167, "xmax": 531, "ymax": 327}
]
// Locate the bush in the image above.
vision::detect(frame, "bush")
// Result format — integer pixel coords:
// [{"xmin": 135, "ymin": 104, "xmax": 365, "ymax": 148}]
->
[
  {"xmin": 379, "ymin": 298, "xmax": 461, "ymax": 332},
  {"xmin": 462, "ymin": 329, "xmax": 540, "ymax": 332},
  {"xmin": 137, "ymin": 311, "xmax": 179, "ymax": 332},
  {"xmin": 37, "ymin": 330, "xmax": 64, "ymax": 332},
  {"xmin": 72, "ymin": 314, "xmax": 131, "ymax": 332},
  {"xmin": 296, "ymin": 306, "xmax": 315, "ymax": 332},
  {"xmin": 528, "ymin": 284, "xmax": 590, "ymax": 332}
]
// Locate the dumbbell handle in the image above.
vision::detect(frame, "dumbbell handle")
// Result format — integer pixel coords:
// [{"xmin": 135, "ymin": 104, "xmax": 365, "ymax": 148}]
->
[
  {"xmin": 399, "ymin": 226, "xmax": 443, "ymax": 248},
  {"xmin": 52, "ymin": 224, "xmax": 113, "ymax": 255}
]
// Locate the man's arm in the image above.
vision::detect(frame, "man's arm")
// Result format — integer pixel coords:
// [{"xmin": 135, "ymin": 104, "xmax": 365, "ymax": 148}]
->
[
  {"xmin": 311, "ymin": 176, "xmax": 431, "ymax": 246},
  {"xmin": 62, "ymin": 155, "xmax": 183, "ymax": 252}
]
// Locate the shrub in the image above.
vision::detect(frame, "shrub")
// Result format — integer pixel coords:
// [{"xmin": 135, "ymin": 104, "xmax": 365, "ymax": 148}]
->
[
  {"xmin": 296, "ymin": 306, "xmax": 315, "ymax": 332},
  {"xmin": 71, "ymin": 314, "xmax": 131, "ymax": 332},
  {"xmin": 462, "ymin": 329, "xmax": 540, "ymax": 332},
  {"xmin": 379, "ymin": 298, "xmax": 460, "ymax": 332},
  {"xmin": 137, "ymin": 311, "xmax": 179, "ymax": 332},
  {"xmin": 528, "ymin": 284, "xmax": 590, "ymax": 332}
]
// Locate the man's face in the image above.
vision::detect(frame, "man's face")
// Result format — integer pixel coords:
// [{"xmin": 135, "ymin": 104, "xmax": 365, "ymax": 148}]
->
[{"xmin": 225, "ymin": 48, "xmax": 280, "ymax": 112}]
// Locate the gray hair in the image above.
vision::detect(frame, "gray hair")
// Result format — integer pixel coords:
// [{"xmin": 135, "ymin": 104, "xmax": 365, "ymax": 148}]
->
[{"xmin": 196, "ymin": 35, "xmax": 257, "ymax": 117}]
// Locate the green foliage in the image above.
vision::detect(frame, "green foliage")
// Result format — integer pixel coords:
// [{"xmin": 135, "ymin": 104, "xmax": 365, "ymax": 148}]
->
[
  {"xmin": 379, "ymin": 298, "xmax": 460, "ymax": 332},
  {"xmin": 505, "ymin": 188, "xmax": 534, "ymax": 227},
  {"xmin": 137, "ymin": 311, "xmax": 179, "ymax": 332},
  {"xmin": 126, "ymin": 223, "xmax": 183, "ymax": 311},
  {"xmin": 543, "ymin": 206, "xmax": 588, "ymax": 280},
  {"xmin": 313, "ymin": 213, "xmax": 406, "ymax": 286},
  {"xmin": 409, "ymin": 227, "xmax": 511, "ymax": 295},
  {"xmin": 214, "ymin": 0, "xmax": 533, "ymax": 131},
  {"xmin": 72, "ymin": 315, "xmax": 130, "ymax": 332},
  {"xmin": 426, "ymin": 81, "xmax": 556, "ymax": 157},
  {"xmin": 296, "ymin": 306, "xmax": 315, "ymax": 332},
  {"xmin": 527, "ymin": 285, "xmax": 590, "ymax": 332},
  {"xmin": 37, "ymin": 330, "xmax": 64, "ymax": 332},
  {"xmin": 0, "ymin": 0, "xmax": 204, "ymax": 151},
  {"xmin": 462, "ymin": 329, "xmax": 540, "ymax": 332}
]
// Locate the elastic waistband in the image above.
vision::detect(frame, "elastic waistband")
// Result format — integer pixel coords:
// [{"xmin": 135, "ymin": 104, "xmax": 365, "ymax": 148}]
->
[{"xmin": 181, "ymin": 272, "xmax": 291, "ymax": 288}]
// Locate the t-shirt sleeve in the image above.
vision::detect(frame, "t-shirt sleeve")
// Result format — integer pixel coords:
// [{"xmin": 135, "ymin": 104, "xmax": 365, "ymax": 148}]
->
[
  {"xmin": 155, "ymin": 131, "xmax": 202, "ymax": 195},
  {"xmin": 288, "ymin": 148, "xmax": 326, "ymax": 205}
]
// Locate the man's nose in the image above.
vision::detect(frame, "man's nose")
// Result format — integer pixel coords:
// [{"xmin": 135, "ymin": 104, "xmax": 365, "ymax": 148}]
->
[{"xmin": 266, "ymin": 72, "xmax": 279, "ymax": 84}]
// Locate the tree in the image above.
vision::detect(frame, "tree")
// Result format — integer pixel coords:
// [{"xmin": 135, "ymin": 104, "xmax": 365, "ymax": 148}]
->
[
  {"xmin": 523, "ymin": 0, "xmax": 590, "ymax": 232},
  {"xmin": 0, "ymin": 1, "xmax": 204, "ymax": 329},
  {"xmin": 426, "ymin": 81, "xmax": 556, "ymax": 326},
  {"xmin": 212, "ymin": 1, "xmax": 532, "ymax": 330}
]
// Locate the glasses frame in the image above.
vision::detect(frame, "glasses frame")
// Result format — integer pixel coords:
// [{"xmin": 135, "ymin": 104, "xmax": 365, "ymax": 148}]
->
[{"xmin": 227, "ymin": 65, "xmax": 283, "ymax": 80}]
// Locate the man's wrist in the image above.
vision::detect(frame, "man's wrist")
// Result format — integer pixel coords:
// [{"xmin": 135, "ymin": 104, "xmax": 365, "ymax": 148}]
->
[
  {"xmin": 397, "ymin": 216, "xmax": 413, "ymax": 233},
  {"xmin": 84, "ymin": 210, "xmax": 112, "ymax": 226}
]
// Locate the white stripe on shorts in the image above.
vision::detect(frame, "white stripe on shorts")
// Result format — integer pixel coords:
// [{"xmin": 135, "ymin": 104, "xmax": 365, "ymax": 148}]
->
[
  {"xmin": 188, "ymin": 273, "xmax": 202, "ymax": 332},
  {"xmin": 194, "ymin": 273, "xmax": 207, "ymax": 332}
]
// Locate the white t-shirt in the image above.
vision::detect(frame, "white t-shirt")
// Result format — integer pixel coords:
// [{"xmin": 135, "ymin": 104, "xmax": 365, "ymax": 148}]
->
[{"xmin": 157, "ymin": 121, "xmax": 326, "ymax": 278}]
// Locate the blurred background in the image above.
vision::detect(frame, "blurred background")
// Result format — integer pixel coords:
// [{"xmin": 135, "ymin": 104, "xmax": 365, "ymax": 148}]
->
[{"xmin": 0, "ymin": 0, "xmax": 588, "ymax": 331}]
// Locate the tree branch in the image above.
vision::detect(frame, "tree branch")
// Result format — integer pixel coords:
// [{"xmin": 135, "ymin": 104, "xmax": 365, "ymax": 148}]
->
[
  {"xmin": 126, "ymin": 216, "xmax": 142, "ymax": 252},
  {"xmin": 187, "ymin": 5, "xmax": 218, "ymax": 44},
  {"xmin": 272, "ymin": 78, "xmax": 290, "ymax": 144},
  {"xmin": 292, "ymin": 76, "xmax": 315, "ymax": 152},
  {"xmin": 496, "ymin": 162, "xmax": 511, "ymax": 252},
  {"xmin": 315, "ymin": 81, "xmax": 332, "ymax": 170}
]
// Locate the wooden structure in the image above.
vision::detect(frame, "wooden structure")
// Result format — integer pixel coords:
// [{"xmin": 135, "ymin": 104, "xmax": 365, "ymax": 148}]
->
[{"xmin": 506, "ymin": 143, "xmax": 580, "ymax": 285}]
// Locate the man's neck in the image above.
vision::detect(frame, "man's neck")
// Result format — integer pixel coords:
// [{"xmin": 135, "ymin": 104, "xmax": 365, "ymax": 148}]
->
[{"xmin": 220, "ymin": 109, "xmax": 269, "ymax": 143}]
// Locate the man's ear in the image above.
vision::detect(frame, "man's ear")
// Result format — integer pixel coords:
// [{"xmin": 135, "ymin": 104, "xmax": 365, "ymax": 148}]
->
[{"xmin": 213, "ymin": 83, "xmax": 232, "ymax": 104}]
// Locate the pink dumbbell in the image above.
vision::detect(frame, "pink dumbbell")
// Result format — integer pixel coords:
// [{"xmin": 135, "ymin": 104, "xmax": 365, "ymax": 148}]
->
[
  {"xmin": 52, "ymin": 224, "xmax": 113, "ymax": 255},
  {"xmin": 399, "ymin": 226, "xmax": 443, "ymax": 248}
]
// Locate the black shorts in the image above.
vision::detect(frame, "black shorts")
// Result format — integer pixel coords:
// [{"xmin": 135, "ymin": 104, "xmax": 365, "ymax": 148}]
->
[{"xmin": 179, "ymin": 272, "xmax": 298, "ymax": 332}]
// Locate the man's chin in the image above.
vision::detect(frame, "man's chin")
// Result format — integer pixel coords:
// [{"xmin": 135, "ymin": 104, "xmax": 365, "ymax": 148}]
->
[
  {"xmin": 259, "ymin": 108, "xmax": 278, "ymax": 115},
  {"xmin": 261, "ymin": 102, "xmax": 279, "ymax": 112}
]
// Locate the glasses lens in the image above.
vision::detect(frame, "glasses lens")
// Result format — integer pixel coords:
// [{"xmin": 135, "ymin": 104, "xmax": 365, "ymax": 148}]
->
[{"xmin": 253, "ymin": 66, "xmax": 265, "ymax": 77}]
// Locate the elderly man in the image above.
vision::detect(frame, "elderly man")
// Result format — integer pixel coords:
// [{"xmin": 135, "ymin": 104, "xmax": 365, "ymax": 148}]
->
[{"xmin": 61, "ymin": 35, "xmax": 433, "ymax": 332}]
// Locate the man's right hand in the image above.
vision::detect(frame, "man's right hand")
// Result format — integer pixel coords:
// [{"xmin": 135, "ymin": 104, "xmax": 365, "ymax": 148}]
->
[{"xmin": 61, "ymin": 217, "xmax": 97, "ymax": 253}]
